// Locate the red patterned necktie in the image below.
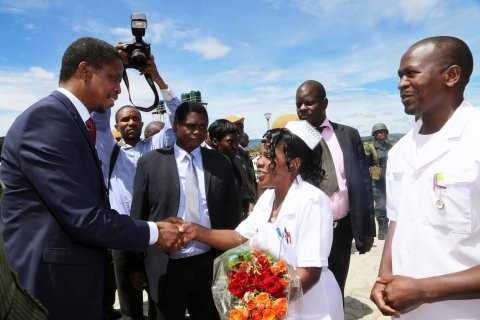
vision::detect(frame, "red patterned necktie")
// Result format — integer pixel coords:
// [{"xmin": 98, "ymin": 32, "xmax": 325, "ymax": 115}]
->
[{"xmin": 85, "ymin": 117, "xmax": 96, "ymax": 144}]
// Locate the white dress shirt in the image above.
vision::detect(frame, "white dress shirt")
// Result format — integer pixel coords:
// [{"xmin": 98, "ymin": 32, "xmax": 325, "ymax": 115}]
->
[{"xmin": 170, "ymin": 144, "xmax": 211, "ymax": 259}]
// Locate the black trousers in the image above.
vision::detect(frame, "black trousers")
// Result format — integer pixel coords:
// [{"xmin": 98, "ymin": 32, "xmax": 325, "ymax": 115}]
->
[
  {"xmin": 158, "ymin": 251, "xmax": 219, "ymax": 320},
  {"xmin": 112, "ymin": 250, "xmax": 145, "ymax": 320},
  {"xmin": 103, "ymin": 250, "xmax": 118, "ymax": 320},
  {"xmin": 328, "ymin": 214, "xmax": 353, "ymax": 298}
]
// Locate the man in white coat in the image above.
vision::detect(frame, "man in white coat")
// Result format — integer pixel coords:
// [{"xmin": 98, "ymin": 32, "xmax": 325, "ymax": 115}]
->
[{"xmin": 370, "ymin": 36, "xmax": 480, "ymax": 319}]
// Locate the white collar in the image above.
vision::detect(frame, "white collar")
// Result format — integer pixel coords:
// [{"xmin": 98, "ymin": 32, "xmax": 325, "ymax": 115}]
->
[
  {"xmin": 174, "ymin": 143, "xmax": 202, "ymax": 163},
  {"xmin": 414, "ymin": 100, "xmax": 473, "ymax": 140},
  {"xmin": 56, "ymin": 87, "xmax": 91, "ymax": 123}
]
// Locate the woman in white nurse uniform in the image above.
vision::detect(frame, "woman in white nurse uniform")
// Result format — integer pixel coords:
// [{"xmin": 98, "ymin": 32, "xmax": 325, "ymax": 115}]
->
[{"xmin": 185, "ymin": 128, "xmax": 343, "ymax": 320}]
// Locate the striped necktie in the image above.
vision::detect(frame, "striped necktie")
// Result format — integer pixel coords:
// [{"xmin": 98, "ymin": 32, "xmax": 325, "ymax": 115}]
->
[{"xmin": 85, "ymin": 118, "xmax": 96, "ymax": 144}]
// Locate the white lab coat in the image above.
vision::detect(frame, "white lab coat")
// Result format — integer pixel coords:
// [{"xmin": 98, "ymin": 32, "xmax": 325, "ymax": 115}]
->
[{"xmin": 386, "ymin": 101, "xmax": 480, "ymax": 319}]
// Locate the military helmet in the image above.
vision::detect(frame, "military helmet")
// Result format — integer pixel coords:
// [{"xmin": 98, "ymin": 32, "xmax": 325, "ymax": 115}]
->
[{"xmin": 371, "ymin": 123, "xmax": 388, "ymax": 135}]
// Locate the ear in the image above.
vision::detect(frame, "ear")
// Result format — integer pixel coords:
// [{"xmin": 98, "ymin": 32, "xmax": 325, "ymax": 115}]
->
[
  {"xmin": 114, "ymin": 123, "xmax": 119, "ymax": 130},
  {"xmin": 288, "ymin": 158, "xmax": 301, "ymax": 172},
  {"xmin": 212, "ymin": 138, "xmax": 218, "ymax": 146},
  {"xmin": 77, "ymin": 61, "xmax": 95, "ymax": 83},
  {"xmin": 443, "ymin": 65, "xmax": 462, "ymax": 88}
]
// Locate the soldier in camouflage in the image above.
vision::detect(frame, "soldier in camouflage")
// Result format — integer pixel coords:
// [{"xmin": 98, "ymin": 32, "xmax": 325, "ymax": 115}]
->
[{"xmin": 364, "ymin": 123, "xmax": 393, "ymax": 240}]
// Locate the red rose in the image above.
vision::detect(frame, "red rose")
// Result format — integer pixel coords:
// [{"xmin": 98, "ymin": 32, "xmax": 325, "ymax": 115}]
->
[{"xmin": 228, "ymin": 270, "xmax": 250, "ymax": 298}]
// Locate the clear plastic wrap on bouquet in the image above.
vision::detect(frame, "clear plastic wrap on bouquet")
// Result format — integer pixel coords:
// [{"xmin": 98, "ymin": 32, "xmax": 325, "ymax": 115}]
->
[{"xmin": 211, "ymin": 241, "xmax": 303, "ymax": 320}]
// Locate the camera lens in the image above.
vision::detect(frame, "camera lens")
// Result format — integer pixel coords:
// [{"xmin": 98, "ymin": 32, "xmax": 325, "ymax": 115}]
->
[{"xmin": 130, "ymin": 49, "xmax": 148, "ymax": 69}]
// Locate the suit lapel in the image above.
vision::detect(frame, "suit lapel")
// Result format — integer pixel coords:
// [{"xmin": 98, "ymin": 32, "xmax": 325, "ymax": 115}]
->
[
  {"xmin": 331, "ymin": 122, "xmax": 349, "ymax": 166},
  {"xmin": 200, "ymin": 148, "xmax": 212, "ymax": 196},
  {"xmin": 50, "ymin": 91, "xmax": 104, "ymax": 180}
]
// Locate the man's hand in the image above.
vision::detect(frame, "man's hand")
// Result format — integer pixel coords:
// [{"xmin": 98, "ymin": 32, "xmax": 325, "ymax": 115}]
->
[
  {"xmin": 115, "ymin": 42, "xmax": 129, "ymax": 65},
  {"xmin": 155, "ymin": 219, "xmax": 183, "ymax": 252},
  {"xmin": 370, "ymin": 278, "xmax": 400, "ymax": 316},
  {"xmin": 179, "ymin": 222, "xmax": 198, "ymax": 245},
  {"xmin": 356, "ymin": 236, "xmax": 374, "ymax": 254},
  {"xmin": 378, "ymin": 275, "xmax": 425, "ymax": 313},
  {"xmin": 141, "ymin": 55, "xmax": 168, "ymax": 89}
]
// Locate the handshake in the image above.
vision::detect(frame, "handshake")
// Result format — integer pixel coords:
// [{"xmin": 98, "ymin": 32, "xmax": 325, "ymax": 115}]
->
[{"xmin": 154, "ymin": 217, "xmax": 198, "ymax": 252}]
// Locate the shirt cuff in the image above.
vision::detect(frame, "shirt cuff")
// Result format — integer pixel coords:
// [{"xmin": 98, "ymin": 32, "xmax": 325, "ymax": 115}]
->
[
  {"xmin": 147, "ymin": 221, "xmax": 159, "ymax": 245},
  {"xmin": 161, "ymin": 88, "xmax": 175, "ymax": 102}
]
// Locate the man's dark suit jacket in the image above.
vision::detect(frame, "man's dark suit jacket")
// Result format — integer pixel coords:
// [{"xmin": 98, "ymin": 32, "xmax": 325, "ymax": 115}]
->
[
  {"xmin": 321, "ymin": 122, "xmax": 375, "ymax": 250},
  {"xmin": 130, "ymin": 147, "xmax": 241, "ymax": 303},
  {"xmin": 0, "ymin": 181, "xmax": 47, "ymax": 320},
  {"xmin": 0, "ymin": 91, "xmax": 151, "ymax": 320}
]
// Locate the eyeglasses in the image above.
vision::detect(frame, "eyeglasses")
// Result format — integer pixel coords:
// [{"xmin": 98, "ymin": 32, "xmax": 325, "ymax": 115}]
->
[{"xmin": 181, "ymin": 123, "xmax": 207, "ymax": 132}]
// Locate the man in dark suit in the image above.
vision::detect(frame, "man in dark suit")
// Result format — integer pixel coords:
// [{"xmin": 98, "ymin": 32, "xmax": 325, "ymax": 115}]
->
[
  {"xmin": 207, "ymin": 119, "xmax": 252, "ymax": 219},
  {"xmin": 0, "ymin": 37, "xmax": 182, "ymax": 320},
  {"xmin": 295, "ymin": 80, "xmax": 375, "ymax": 296},
  {"xmin": 131, "ymin": 102, "xmax": 241, "ymax": 320}
]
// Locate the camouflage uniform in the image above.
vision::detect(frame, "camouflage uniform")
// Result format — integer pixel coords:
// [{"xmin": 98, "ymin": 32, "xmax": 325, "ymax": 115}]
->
[{"xmin": 364, "ymin": 124, "xmax": 393, "ymax": 239}]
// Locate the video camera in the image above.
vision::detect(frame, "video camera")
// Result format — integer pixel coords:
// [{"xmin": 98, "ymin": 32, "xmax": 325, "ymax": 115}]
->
[{"xmin": 121, "ymin": 12, "xmax": 161, "ymax": 112}]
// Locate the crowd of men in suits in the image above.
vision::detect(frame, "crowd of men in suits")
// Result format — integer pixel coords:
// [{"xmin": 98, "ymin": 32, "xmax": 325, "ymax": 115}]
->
[{"xmin": 1, "ymin": 34, "xmax": 479, "ymax": 320}]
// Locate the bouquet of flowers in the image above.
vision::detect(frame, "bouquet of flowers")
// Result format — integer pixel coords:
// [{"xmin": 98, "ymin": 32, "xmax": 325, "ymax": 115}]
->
[{"xmin": 212, "ymin": 243, "xmax": 302, "ymax": 320}]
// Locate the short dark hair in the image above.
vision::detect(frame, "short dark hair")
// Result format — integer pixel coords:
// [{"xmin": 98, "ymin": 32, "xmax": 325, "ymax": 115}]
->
[
  {"xmin": 208, "ymin": 119, "xmax": 239, "ymax": 142},
  {"xmin": 262, "ymin": 128, "xmax": 323, "ymax": 185},
  {"xmin": 412, "ymin": 36, "xmax": 474, "ymax": 88},
  {"xmin": 115, "ymin": 105, "xmax": 140, "ymax": 123},
  {"xmin": 59, "ymin": 37, "xmax": 122, "ymax": 83},
  {"xmin": 298, "ymin": 80, "xmax": 327, "ymax": 100},
  {"xmin": 174, "ymin": 102, "xmax": 209, "ymax": 124}
]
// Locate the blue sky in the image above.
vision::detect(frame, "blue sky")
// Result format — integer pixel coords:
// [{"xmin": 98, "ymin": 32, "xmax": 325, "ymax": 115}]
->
[{"xmin": 1, "ymin": 0, "xmax": 480, "ymax": 138}]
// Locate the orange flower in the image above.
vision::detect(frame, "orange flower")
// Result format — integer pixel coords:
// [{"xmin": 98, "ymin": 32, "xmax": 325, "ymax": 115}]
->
[
  {"xmin": 272, "ymin": 298, "xmax": 288, "ymax": 317},
  {"xmin": 270, "ymin": 260, "xmax": 288, "ymax": 276},
  {"xmin": 262, "ymin": 308, "xmax": 277, "ymax": 320},
  {"xmin": 229, "ymin": 306, "xmax": 248, "ymax": 320},
  {"xmin": 279, "ymin": 278, "xmax": 289, "ymax": 288},
  {"xmin": 246, "ymin": 299, "xmax": 257, "ymax": 311},
  {"xmin": 254, "ymin": 292, "xmax": 272, "ymax": 308}
]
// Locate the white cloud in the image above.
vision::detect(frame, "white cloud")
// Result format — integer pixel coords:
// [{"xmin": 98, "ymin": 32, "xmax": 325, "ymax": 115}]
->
[
  {"xmin": 0, "ymin": 0, "xmax": 52, "ymax": 14},
  {"xmin": 183, "ymin": 37, "xmax": 231, "ymax": 60},
  {"xmin": 110, "ymin": 27, "xmax": 132, "ymax": 42},
  {"xmin": 288, "ymin": 0, "xmax": 444, "ymax": 27},
  {"xmin": 28, "ymin": 67, "xmax": 55, "ymax": 80},
  {"xmin": 148, "ymin": 21, "xmax": 174, "ymax": 44},
  {"xmin": 398, "ymin": 0, "xmax": 441, "ymax": 23},
  {"xmin": 108, "ymin": 19, "xmax": 228, "ymax": 61},
  {"xmin": 0, "ymin": 67, "xmax": 57, "ymax": 135},
  {"xmin": 208, "ymin": 66, "xmax": 287, "ymax": 86},
  {"xmin": 72, "ymin": 18, "xmax": 105, "ymax": 34}
]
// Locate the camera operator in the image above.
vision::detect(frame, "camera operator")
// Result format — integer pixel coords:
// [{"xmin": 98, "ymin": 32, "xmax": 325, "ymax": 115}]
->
[{"xmin": 93, "ymin": 48, "xmax": 181, "ymax": 320}]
